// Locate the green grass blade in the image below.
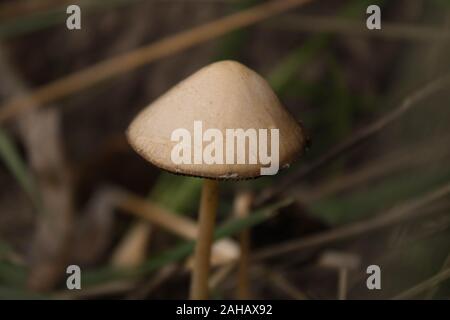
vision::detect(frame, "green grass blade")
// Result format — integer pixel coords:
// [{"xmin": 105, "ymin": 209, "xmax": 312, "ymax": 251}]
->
[
  {"xmin": 0, "ymin": 0, "xmax": 145, "ymax": 40},
  {"xmin": 82, "ymin": 198, "xmax": 291, "ymax": 286},
  {"xmin": 0, "ymin": 128, "xmax": 41, "ymax": 210},
  {"xmin": 149, "ymin": 173, "xmax": 202, "ymax": 214}
]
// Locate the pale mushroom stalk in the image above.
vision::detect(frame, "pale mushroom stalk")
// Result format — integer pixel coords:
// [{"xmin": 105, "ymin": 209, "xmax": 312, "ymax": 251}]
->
[
  {"xmin": 338, "ymin": 268, "xmax": 348, "ymax": 300},
  {"xmin": 234, "ymin": 191, "xmax": 253, "ymax": 299},
  {"xmin": 319, "ymin": 251, "xmax": 360, "ymax": 300},
  {"xmin": 190, "ymin": 179, "xmax": 219, "ymax": 299}
]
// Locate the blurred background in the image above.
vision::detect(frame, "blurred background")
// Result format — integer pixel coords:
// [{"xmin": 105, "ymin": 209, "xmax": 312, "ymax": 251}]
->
[{"xmin": 0, "ymin": 0, "xmax": 449, "ymax": 299}]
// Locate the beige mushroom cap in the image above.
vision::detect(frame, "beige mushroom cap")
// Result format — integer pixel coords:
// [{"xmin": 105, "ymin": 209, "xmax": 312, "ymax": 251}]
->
[
  {"xmin": 319, "ymin": 251, "xmax": 361, "ymax": 270},
  {"xmin": 127, "ymin": 60, "xmax": 306, "ymax": 179}
]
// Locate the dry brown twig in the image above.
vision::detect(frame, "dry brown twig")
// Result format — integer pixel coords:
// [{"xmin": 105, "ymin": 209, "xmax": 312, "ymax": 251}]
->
[
  {"xmin": 0, "ymin": 0, "xmax": 313, "ymax": 123},
  {"xmin": 70, "ymin": 187, "xmax": 118, "ymax": 266},
  {"xmin": 254, "ymin": 266, "xmax": 308, "ymax": 300},
  {"xmin": 345, "ymin": 203, "xmax": 450, "ymax": 295},
  {"xmin": 19, "ymin": 109, "xmax": 73, "ymax": 292},
  {"xmin": 393, "ymin": 268, "xmax": 450, "ymax": 300},
  {"xmin": 264, "ymin": 14, "xmax": 450, "ymax": 41},
  {"xmin": 425, "ymin": 252, "xmax": 450, "ymax": 299},
  {"xmin": 53, "ymin": 280, "xmax": 135, "ymax": 299},
  {"xmin": 126, "ymin": 264, "xmax": 180, "ymax": 300},
  {"xmin": 257, "ymin": 73, "xmax": 450, "ymax": 206},
  {"xmin": 253, "ymin": 181, "xmax": 450, "ymax": 261},
  {"xmin": 299, "ymin": 131, "xmax": 450, "ymax": 203},
  {"xmin": 209, "ymin": 261, "xmax": 237, "ymax": 293},
  {"xmin": 118, "ymin": 191, "xmax": 240, "ymax": 267},
  {"xmin": 111, "ymin": 221, "xmax": 152, "ymax": 268},
  {"xmin": 0, "ymin": 0, "xmax": 73, "ymax": 20},
  {"xmin": 0, "ymin": 46, "xmax": 74, "ymax": 291},
  {"xmin": 0, "ymin": 0, "xmax": 235, "ymax": 20}
]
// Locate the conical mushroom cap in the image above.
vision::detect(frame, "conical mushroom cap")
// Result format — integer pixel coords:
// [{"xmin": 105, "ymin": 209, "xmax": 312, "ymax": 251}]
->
[{"xmin": 127, "ymin": 60, "xmax": 306, "ymax": 179}]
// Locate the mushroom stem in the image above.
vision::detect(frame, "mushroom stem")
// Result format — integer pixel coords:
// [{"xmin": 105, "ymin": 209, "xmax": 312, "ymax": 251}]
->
[
  {"xmin": 190, "ymin": 179, "xmax": 219, "ymax": 300},
  {"xmin": 234, "ymin": 192, "xmax": 253, "ymax": 299},
  {"xmin": 338, "ymin": 268, "xmax": 348, "ymax": 300},
  {"xmin": 237, "ymin": 221, "xmax": 251, "ymax": 299}
]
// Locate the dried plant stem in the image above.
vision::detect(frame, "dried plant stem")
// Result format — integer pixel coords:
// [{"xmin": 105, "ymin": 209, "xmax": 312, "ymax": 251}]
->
[
  {"xmin": 298, "ymin": 132, "xmax": 450, "ymax": 203},
  {"xmin": 265, "ymin": 14, "xmax": 450, "ymax": 41},
  {"xmin": 0, "ymin": 0, "xmax": 71, "ymax": 19},
  {"xmin": 237, "ymin": 219, "xmax": 251, "ymax": 298},
  {"xmin": 338, "ymin": 268, "xmax": 348, "ymax": 300},
  {"xmin": 209, "ymin": 262, "xmax": 236, "ymax": 292},
  {"xmin": 393, "ymin": 268, "xmax": 450, "ymax": 300},
  {"xmin": 0, "ymin": 0, "xmax": 313, "ymax": 123},
  {"xmin": 119, "ymin": 194, "xmax": 197, "ymax": 239},
  {"xmin": 190, "ymin": 179, "xmax": 219, "ymax": 300},
  {"xmin": 118, "ymin": 191, "xmax": 238, "ymax": 265},
  {"xmin": 257, "ymin": 73, "xmax": 450, "ymax": 206},
  {"xmin": 254, "ymin": 182, "xmax": 450, "ymax": 261},
  {"xmin": 234, "ymin": 192, "xmax": 254, "ymax": 299},
  {"xmin": 425, "ymin": 252, "xmax": 450, "ymax": 299},
  {"xmin": 53, "ymin": 280, "xmax": 135, "ymax": 299},
  {"xmin": 111, "ymin": 221, "xmax": 151, "ymax": 268},
  {"xmin": 127, "ymin": 265, "xmax": 179, "ymax": 300},
  {"xmin": 251, "ymin": 266, "xmax": 307, "ymax": 299},
  {"xmin": 0, "ymin": 47, "xmax": 73, "ymax": 291}
]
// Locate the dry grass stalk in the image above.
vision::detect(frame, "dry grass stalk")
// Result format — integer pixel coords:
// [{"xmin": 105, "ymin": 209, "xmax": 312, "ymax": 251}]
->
[
  {"xmin": 254, "ymin": 182, "xmax": 450, "ymax": 261},
  {"xmin": 257, "ymin": 74, "xmax": 450, "ymax": 205},
  {"xmin": 126, "ymin": 265, "xmax": 179, "ymax": 299},
  {"xmin": 111, "ymin": 221, "xmax": 152, "ymax": 268},
  {"xmin": 254, "ymin": 266, "xmax": 308, "ymax": 300},
  {"xmin": 53, "ymin": 280, "xmax": 136, "ymax": 299},
  {"xmin": 393, "ymin": 268, "xmax": 450, "ymax": 300},
  {"xmin": 0, "ymin": 47, "xmax": 73, "ymax": 291},
  {"xmin": 0, "ymin": 0, "xmax": 72, "ymax": 20},
  {"xmin": 265, "ymin": 14, "xmax": 450, "ymax": 41},
  {"xmin": 298, "ymin": 132, "xmax": 450, "ymax": 203},
  {"xmin": 0, "ymin": 0, "xmax": 313, "ymax": 123},
  {"xmin": 118, "ymin": 192, "xmax": 240, "ymax": 267},
  {"xmin": 209, "ymin": 262, "xmax": 236, "ymax": 293}
]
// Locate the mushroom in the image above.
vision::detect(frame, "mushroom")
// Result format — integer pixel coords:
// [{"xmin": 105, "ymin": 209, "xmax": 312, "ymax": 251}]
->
[
  {"xmin": 127, "ymin": 60, "xmax": 306, "ymax": 299},
  {"xmin": 319, "ymin": 251, "xmax": 361, "ymax": 300}
]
